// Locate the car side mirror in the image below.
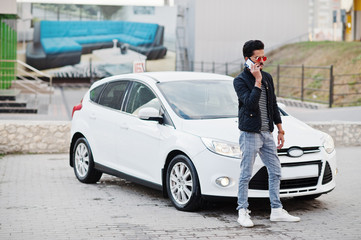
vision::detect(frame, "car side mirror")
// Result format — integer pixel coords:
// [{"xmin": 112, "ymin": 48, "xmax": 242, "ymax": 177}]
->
[{"xmin": 138, "ymin": 107, "xmax": 163, "ymax": 123}]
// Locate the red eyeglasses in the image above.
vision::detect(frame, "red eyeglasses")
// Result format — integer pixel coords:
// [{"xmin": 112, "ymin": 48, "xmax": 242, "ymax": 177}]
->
[{"xmin": 252, "ymin": 56, "xmax": 267, "ymax": 62}]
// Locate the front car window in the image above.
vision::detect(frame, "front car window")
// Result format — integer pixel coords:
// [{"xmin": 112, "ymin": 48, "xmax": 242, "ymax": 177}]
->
[
  {"xmin": 125, "ymin": 82, "xmax": 161, "ymax": 116},
  {"xmin": 158, "ymin": 80, "xmax": 238, "ymax": 120}
]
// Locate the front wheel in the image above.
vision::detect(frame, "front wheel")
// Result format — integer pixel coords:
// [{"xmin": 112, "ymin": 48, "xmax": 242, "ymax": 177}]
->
[
  {"xmin": 73, "ymin": 137, "xmax": 102, "ymax": 183},
  {"xmin": 166, "ymin": 155, "xmax": 202, "ymax": 211}
]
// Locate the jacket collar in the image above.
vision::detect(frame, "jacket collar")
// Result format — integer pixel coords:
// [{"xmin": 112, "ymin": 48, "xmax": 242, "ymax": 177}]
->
[{"xmin": 241, "ymin": 68, "xmax": 268, "ymax": 89}]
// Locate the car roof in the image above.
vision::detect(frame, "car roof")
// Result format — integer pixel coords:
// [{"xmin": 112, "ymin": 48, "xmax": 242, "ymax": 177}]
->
[
  {"xmin": 139, "ymin": 71, "xmax": 233, "ymax": 82},
  {"xmin": 91, "ymin": 71, "xmax": 233, "ymax": 89}
]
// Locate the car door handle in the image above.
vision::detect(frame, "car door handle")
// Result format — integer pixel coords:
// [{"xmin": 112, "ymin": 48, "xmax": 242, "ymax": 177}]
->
[
  {"xmin": 119, "ymin": 123, "xmax": 128, "ymax": 130},
  {"xmin": 89, "ymin": 113, "xmax": 96, "ymax": 119}
]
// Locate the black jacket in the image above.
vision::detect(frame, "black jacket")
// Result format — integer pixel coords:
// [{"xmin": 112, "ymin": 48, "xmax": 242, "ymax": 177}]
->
[{"xmin": 233, "ymin": 69, "xmax": 282, "ymax": 133}]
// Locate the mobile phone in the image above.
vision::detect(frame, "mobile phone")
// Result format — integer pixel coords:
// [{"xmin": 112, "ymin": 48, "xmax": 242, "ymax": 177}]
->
[{"xmin": 245, "ymin": 59, "xmax": 254, "ymax": 69}]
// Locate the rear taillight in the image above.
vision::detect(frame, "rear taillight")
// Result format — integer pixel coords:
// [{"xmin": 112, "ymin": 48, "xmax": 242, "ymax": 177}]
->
[{"xmin": 72, "ymin": 99, "xmax": 83, "ymax": 118}]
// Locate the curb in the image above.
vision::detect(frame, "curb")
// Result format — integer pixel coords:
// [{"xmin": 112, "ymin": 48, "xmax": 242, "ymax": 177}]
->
[{"xmin": 278, "ymin": 97, "xmax": 327, "ymax": 109}]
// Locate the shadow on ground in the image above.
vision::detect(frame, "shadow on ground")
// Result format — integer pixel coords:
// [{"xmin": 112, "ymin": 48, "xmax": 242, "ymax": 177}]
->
[{"xmin": 95, "ymin": 173, "xmax": 329, "ymax": 227}]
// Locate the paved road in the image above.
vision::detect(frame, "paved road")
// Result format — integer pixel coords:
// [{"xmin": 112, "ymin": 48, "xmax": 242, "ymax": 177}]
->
[
  {"xmin": 0, "ymin": 147, "xmax": 360, "ymax": 240},
  {"xmin": 286, "ymin": 105, "xmax": 361, "ymax": 122}
]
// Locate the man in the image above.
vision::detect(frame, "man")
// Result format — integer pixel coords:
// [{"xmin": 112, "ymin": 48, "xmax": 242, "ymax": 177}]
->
[{"xmin": 233, "ymin": 40, "xmax": 300, "ymax": 227}]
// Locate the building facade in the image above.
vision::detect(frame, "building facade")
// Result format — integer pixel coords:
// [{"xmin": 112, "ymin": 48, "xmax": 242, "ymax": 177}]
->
[{"xmin": 175, "ymin": 0, "xmax": 309, "ymax": 71}]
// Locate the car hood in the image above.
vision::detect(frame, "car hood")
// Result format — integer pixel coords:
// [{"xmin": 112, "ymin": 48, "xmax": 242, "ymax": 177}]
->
[
  {"xmin": 280, "ymin": 116, "xmax": 325, "ymax": 148},
  {"xmin": 180, "ymin": 116, "xmax": 325, "ymax": 148},
  {"xmin": 181, "ymin": 118, "xmax": 240, "ymax": 143}
]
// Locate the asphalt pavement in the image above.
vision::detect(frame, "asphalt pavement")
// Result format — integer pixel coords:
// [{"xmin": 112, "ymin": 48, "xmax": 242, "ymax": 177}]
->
[{"xmin": 0, "ymin": 147, "xmax": 360, "ymax": 239}]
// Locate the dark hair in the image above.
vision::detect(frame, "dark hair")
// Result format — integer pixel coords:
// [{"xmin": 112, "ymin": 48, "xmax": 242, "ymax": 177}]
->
[{"xmin": 243, "ymin": 40, "xmax": 264, "ymax": 58}]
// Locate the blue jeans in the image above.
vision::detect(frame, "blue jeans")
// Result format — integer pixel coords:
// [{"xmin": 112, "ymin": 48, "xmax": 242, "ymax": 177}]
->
[{"xmin": 237, "ymin": 131, "xmax": 283, "ymax": 210}]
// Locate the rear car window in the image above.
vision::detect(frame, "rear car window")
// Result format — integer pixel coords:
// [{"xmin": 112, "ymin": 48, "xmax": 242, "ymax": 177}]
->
[
  {"xmin": 98, "ymin": 81, "xmax": 129, "ymax": 110},
  {"xmin": 89, "ymin": 85, "xmax": 105, "ymax": 103}
]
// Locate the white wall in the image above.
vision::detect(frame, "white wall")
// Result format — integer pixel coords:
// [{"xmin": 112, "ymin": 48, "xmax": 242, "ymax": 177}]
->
[
  {"xmin": 191, "ymin": 0, "xmax": 309, "ymax": 63},
  {"xmin": 1, "ymin": 0, "xmax": 17, "ymax": 14}
]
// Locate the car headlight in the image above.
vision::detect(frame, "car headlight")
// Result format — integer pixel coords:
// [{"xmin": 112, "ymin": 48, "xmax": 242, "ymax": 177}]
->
[
  {"xmin": 323, "ymin": 134, "xmax": 335, "ymax": 154},
  {"xmin": 201, "ymin": 137, "xmax": 242, "ymax": 158}
]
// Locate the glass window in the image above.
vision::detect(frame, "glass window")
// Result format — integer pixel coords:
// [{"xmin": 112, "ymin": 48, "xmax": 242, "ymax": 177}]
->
[
  {"xmin": 98, "ymin": 81, "xmax": 129, "ymax": 110},
  {"xmin": 89, "ymin": 84, "xmax": 104, "ymax": 103},
  {"xmin": 125, "ymin": 82, "xmax": 160, "ymax": 116},
  {"xmin": 158, "ymin": 80, "xmax": 238, "ymax": 120}
]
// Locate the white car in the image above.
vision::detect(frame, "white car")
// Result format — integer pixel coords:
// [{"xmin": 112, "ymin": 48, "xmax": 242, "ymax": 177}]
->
[{"xmin": 70, "ymin": 71, "xmax": 337, "ymax": 211}]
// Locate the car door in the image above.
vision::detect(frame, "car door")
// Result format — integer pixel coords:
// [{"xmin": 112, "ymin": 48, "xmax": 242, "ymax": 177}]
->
[
  {"xmin": 87, "ymin": 80, "xmax": 130, "ymax": 169},
  {"xmin": 118, "ymin": 81, "xmax": 165, "ymax": 183}
]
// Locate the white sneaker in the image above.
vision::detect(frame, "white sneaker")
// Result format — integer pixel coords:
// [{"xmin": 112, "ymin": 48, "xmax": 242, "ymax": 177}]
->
[
  {"xmin": 237, "ymin": 209, "xmax": 254, "ymax": 227},
  {"xmin": 270, "ymin": 208, "xmax": 300, "ymax": 222}
]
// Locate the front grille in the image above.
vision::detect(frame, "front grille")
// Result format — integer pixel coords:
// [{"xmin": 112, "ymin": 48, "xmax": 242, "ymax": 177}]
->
[
  {"xmin": 249, "ymin": 161, "xmax": 322, "ymax": 190},
  {"xmin": 278, "ymin": 146, "xmax": 320, "ymax": 156},
  {"xmin": 249, "ymin": 167, "xmax": 269, "ymax": 190},
  {"xmin": 322, "ymin": 161, "xmax": 333, "ymax": 184},
  {"xmin": 281, "ymin": 177, "xmax": 319, "ymax": 189}
]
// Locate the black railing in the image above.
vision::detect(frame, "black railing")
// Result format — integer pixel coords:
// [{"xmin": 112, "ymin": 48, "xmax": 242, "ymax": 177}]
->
[
  {"xmin": 333, "ymin": 73, "xmax": 361, "ymax": 107},
  {"xmin": 189, "ymin": 61, "xmax": 361, "ymax": 108},
  {"xmin": 274, "ymin": 64, "xmax": 334, "ymax": 107},
  {"xmin": 190, "ymin": 60, "xmax": 244, "ymax": 76}
]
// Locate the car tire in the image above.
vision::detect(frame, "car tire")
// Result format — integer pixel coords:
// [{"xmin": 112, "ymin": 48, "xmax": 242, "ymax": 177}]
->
[
  {"xmin": 73, "ymin": 137, "xmax": 102, "ymax": 183},
  {"xmin": 166, "ymin": 155, "xmax": 202, "ymax": 211}
]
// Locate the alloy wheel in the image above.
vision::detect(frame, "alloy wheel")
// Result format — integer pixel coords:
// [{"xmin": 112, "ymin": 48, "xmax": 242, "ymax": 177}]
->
[
  {"xmin": 75, "ymin": 142, "xmax": 89, "ymax": 178},
  {"xmin": 169, "ymin": 162, "xmax": 193, "ymax": 205}
]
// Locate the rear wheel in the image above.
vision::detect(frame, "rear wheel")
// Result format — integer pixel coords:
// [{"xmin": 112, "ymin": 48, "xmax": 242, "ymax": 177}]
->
[
  {"xmin": 73, "ymin": 137, "xmax": 102, "ymax": 183},
  {"xmin": 166, "ymin": 155, "xmax": 201, "ymax": 211}
]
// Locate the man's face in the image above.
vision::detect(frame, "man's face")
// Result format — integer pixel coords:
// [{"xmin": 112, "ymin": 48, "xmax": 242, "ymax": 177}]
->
[{"xmin": 249, "ymin": 49, "xmax": 266, "ymax": 70}]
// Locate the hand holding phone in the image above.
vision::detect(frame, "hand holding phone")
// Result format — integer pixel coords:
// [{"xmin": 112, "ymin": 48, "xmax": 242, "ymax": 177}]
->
[
  {"xmin": 246, "ymin": 58, "xmax": 262, "ymax": 87},
  {"xmin": 245, "ymin": 59, "xmax": 254, "ymax": 69}
]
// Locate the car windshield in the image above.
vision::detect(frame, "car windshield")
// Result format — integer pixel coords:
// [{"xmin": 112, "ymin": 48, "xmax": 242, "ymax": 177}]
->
[{"xmin": 158, "ymin": 80, "xmax": 238, "ymax": 119}]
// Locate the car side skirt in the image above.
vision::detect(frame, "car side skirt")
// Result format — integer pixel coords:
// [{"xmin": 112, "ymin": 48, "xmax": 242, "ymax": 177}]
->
[{"xmin": 94, "ymin": 163, "xmax": 163, "ymax": 191}]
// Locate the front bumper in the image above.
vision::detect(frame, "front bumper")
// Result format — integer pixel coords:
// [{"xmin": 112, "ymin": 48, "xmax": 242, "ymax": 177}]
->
[{"xmin": 193, "ymin": 147, "xmax": 337, "ymax": 199}]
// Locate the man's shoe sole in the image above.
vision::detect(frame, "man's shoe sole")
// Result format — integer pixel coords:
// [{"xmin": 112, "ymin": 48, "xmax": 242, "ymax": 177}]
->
[
  {"xmin": 270, "ymin": 217, "xmax": 300, "ymax": 222},
  {"xmin": 237, "ymin": 219, "xmax": 254, "ymax": 227}
]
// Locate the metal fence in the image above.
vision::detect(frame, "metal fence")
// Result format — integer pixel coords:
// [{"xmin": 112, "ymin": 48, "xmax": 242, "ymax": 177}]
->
[
  {"xmin": 189, "ymin": 61, "xmax": 361, "ymax": 108},
  {"xmin": 333, "ymin": 73, "xmax": 361, "ymax": 107},
  {"xmin": 190, "ymin": 61, "xmax": 244, "ymax": 76},
  {"xmin": 273, "ymin": 64, "xmax": 361, "ymax": 107},
  {"xmin": 274, "ymin": 64, "xmax": 334, "ymax": 107}
]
